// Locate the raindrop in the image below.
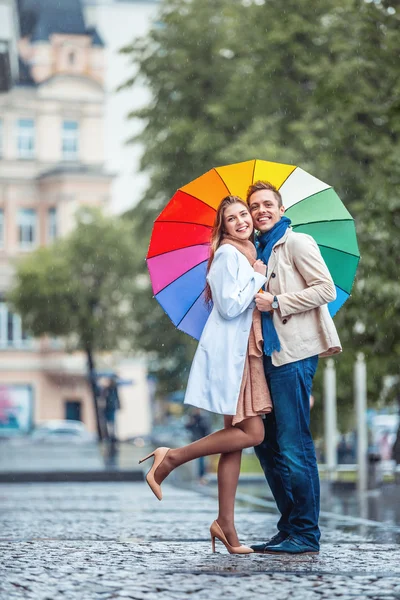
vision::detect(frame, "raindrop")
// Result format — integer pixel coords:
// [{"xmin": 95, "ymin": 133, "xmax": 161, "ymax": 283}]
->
[{"xmin": 219, "ymin": 48, "xmax": 235, "ymax": 60}]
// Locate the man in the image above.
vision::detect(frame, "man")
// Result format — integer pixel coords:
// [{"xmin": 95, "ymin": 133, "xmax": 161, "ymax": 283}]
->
[{"xmin": 247, "ymin": 181, "xmax": 341, "ymax": 554}]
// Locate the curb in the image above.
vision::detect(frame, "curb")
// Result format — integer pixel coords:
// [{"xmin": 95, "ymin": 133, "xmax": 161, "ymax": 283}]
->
[{"xmin": 0, "ymin": 470, "xmax": 145, "ymax": 483}]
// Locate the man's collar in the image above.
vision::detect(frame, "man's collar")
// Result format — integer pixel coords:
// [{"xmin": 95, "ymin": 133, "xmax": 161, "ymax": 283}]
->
[
  {"xmin": 273, "ymin": 226, "xmax": 291, "ymax": 248},
  {"xmin": 255, "ymin": 226, "xmax": 291, "ymax": 249}
]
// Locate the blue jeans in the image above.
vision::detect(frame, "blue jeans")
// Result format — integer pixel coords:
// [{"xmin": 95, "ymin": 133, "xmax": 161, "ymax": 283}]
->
[{"xmin": 254, "ymin": 355, "xmax": 320, "ymax": 549}]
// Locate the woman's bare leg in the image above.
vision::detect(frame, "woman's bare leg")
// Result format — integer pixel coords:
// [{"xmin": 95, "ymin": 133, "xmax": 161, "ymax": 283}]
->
[
  {"xmin": 154, "ymin": 415, "xmax": 264, "ymax": 485},
  {"xmin": 216, "ymin": 416, "xmax": 242, "ymax": 547}
]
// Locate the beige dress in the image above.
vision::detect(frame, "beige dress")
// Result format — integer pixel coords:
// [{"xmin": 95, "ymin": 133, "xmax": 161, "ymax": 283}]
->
[{"xmin": 232, "ymin": 340, "xmax": 272, "ymax": 426}]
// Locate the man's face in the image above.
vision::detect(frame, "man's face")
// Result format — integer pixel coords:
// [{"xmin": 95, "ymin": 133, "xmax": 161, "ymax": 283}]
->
[{"xmin": 248, "ymin": 189, "xmax": 285, "ymax": 233}]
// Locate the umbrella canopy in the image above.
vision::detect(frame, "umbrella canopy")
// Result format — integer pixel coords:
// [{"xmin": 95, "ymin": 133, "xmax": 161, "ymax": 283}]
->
[{"xmin": 147, "ymin": 159, "xmax": 359, "ymax": 340}]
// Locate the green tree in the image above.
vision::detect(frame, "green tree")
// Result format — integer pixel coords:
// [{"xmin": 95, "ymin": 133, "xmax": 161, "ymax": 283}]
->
[
  {"xmin": 122, "ymin": 0, "xmax": 400, "ymax": 425},
  {"xmin": 9, "ymin": 208, "xmax": 137, "ymax": 439}
]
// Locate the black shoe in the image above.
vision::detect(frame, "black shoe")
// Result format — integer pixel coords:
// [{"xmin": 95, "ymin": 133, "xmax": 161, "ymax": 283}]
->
[
  {"xmin": 264, "ymin": 535, "xmax": 319, "ymax": 555},
  {"xmin": 250, "ymin": 531, "xmax": 290, "ymax": 553}
]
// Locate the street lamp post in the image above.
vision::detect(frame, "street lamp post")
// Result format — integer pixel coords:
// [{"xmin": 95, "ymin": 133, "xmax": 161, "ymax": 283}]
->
[
  {"xmin": 354, "ymin": 353, "xmax": 368, "ymax": 493},
  {"xmin": 324, "ymin": 358, "xmax": 337, "ymax": 480}
]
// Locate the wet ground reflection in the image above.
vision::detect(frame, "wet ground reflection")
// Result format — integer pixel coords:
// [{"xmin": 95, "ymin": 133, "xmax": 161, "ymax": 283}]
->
[{"xmin": 236, "ymin": 481, "xmax": 400, "ymax": 543}]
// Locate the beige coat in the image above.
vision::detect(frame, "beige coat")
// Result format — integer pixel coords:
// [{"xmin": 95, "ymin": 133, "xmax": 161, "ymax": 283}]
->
[{"xmin": 266, "ymin": 229, "xmax": 342, "ymax": 366}]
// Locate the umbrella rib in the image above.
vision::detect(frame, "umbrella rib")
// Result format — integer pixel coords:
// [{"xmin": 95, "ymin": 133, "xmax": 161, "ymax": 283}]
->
[
  {"xmin": 154, "ymin": 219, "xmax": 213, "ymax": 228},
  {"xmin": 213, "ymin": 167, "xmax": 232, "ymax": 195},
  {"xmin": 335, "ymin": 271, "xmax": 359, "ymax": 297},
  {"xmin": 153, "ymin": 259, "xmax": 208, "ymax": 296},
  {"xmin": 277, "ymin": 165, "xmax": 298, "ymax": 189},
  {"xmin": 176, "ymin": 287, "xmax": 207, "ymax": 328},
  {"xmin": 291, "ymin": 218, "xmax": 354, "ymax": 227},
  {"xmin": 251, "ymin": 159, "xmax": 256, "ymax": 185},
  {"xmin": 163, "ymin": 190, "xmax": 218, "ymax": 214},
  {"xmin": 316, "ymin": 244, "xmax": 360, "ymax": 259},
  {"xmin": 154, "ymin": 288, "xmax": 206, "ymax": 333},
  {"xmin": 284, "ymin": 186, "xmax": 333, "ymax": 210},
  {"xmin": 153, "ymin": 222, "xmax": 212, "ymax": 232},
  {"xmin": 147, "ymin": 242, "xmax": 210, "ymax": 261},
  {"xmin": 334, "ymin": 283, "xmax": 350, "ymax": 296}
]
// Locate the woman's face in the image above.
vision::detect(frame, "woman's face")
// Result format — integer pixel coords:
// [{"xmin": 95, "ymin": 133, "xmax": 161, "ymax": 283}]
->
[{"xmin": 223, "ymin": 203, "xmax": 253, "ymax": 240}]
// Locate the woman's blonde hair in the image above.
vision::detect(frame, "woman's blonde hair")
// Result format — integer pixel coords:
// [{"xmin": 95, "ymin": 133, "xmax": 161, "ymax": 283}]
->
[{"xmin": 204, "ymin": 195, "xmax": 251, "ymax": 304}]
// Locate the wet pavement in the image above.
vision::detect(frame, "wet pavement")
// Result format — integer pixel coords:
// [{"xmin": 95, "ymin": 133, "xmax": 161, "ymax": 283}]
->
[
  {"xmin": 1, "ymin": 481, "xmax": 400, "ymax": 600},
  {"xmin": 0, "ymin": 438, "xmax": 104, "ymax": 472},
  {"xmin": 232, "ymin": 481, "xmax": 400, "ymax": 543},
  {"xmin": 0, "ymin": 439, "xmax": 145, "ymax": 482}
]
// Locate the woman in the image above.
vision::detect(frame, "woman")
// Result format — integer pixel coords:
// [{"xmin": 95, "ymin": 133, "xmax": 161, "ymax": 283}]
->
[{"xmin": 140, "ymin": 196, "xmax": 272, "ymax": 554}]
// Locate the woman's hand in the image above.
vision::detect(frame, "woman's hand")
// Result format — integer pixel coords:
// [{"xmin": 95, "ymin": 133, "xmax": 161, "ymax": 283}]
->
[{"xmin": 253, "ymin": 259, "xmax": 267, "ymax": 276}]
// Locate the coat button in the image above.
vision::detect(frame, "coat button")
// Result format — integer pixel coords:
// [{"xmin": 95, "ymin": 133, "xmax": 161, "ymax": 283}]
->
[
  {"xmin": 282, "ymin": 319, "xmax": 287, "ymax": 324},
  {"xmin": 271, "ymin": 273, "xmax": 276, "ymax": 278}
]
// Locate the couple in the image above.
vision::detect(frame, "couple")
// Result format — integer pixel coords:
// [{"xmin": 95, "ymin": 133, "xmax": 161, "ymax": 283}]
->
[{"xmin": 140, "ymin": 180, "xmax": 341, "ymax": 555}]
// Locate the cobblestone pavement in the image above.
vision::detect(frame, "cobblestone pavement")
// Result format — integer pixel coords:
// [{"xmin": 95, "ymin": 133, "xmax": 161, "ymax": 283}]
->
[{"xmin": 1, "ymin": 482, "xmax": 400, "ymax": 600}]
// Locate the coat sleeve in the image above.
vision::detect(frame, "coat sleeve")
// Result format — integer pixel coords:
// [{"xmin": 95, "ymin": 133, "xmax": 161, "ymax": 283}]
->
[
  {"xmin": 277, "ymin": 234, "xmax": 336, "ymax": 317},
  {"xmin": 208, "ymin": 246, "xmax": 267, "ymax": 320}
]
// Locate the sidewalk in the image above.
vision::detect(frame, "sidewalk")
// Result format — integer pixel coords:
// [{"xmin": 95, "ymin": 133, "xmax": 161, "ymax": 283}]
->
[
  {"xmin": 0, "ymin": 439, "xmax": 144, "ymax": 482},
  {"xmin": 1, "ymin": 480, "xmax": 400, "ymax": 600}
]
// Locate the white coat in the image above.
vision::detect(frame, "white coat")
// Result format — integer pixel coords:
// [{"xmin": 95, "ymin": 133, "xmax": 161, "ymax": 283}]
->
[{"xmin": 184, "ymin": 244, "xmax": 267, "ymax": 416}]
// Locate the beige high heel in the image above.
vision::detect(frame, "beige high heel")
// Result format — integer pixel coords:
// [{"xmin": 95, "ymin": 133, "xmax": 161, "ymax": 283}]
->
[
  {"xmin": 210, "ymin": 520, "xmax": 253, "ymax": 555},
  {"xmin": 138, "ymin": 447, "xmax": 170, "ymax": 500}
]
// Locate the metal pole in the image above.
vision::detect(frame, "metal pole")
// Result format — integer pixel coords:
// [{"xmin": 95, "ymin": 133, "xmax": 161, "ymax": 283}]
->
[
  {"xmin": 324, "ymin": 358, "xmax": 337, "ymax": 480},
  {"xmin": 354, "ymin": 353, "xmax": 368, "ymax": 493}
]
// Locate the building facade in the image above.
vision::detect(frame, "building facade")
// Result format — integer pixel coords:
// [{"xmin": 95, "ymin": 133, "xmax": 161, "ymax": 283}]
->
[{"xmin": 0, "ymin": 0, "xmax": 151, "ymax": 439}]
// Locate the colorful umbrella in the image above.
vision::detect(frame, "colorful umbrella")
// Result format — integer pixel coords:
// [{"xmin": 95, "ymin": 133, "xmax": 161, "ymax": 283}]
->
[{"xmin": 147, "ymin": 159, "xmax": 359, "ymax": 340}]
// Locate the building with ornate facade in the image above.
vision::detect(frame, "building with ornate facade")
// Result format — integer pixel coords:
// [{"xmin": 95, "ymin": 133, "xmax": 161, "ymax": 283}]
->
[{"xmin": 0, "ymin": 0, "xmax": 151, "ymax": 438}]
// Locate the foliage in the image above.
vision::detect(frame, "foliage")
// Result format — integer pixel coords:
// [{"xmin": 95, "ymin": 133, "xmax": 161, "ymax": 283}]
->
[
  {"xmin": 122, "ymin": 0, "xmax": 400, "ymax": 419},
  {"xmin": 9, "ymin": 207, "xmax": 137, "ymax": 354}
]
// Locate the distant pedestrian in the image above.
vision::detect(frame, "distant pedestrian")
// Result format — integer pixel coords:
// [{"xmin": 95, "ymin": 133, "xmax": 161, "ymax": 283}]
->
[
  {"xmin": 393, "ymin": 427, "xmax": 400, "ymax": 465},
  {"xmin": 185, "ymin": 408, "xmax": 211, "ymax": 483},
  {"xmin": 337, "ymin": 435, "xmax": 353, "ymax": 464},
  {"xmin": 379, "ymin": 431, "xmax": 392, "ymax": 461},
  {"xmin": 103, "ymin": 376, "xmax": 121, "ymax": 442}
]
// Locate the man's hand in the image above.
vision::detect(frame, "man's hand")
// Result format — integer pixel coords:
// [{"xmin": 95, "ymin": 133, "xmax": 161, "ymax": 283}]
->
[{"xmin": 255, "ymin": 291, "xmax": 274, "ymax": 312}]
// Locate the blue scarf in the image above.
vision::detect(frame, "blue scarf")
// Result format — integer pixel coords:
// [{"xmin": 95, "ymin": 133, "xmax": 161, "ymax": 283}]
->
[{"xmin": 256, "ymin": 216, "xmax": 291, "ymax": 356}]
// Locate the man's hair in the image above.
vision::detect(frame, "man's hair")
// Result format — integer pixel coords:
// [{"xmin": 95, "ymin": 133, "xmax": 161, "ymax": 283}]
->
[{"xmin": 246, "ymin": 180, "xmax": 283, "ymax": 207}]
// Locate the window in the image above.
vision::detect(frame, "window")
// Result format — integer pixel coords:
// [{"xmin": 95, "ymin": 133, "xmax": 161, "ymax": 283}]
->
[
  {"xmin": 68, "ymin": 51, "xmax": 76, "ymax": 66},
  {"xmin": 48, "ymin": 207, "xmax": 57, "ymax": 242},
  {"xmin": 62, "ymin": 120, "xmax": 79, "ymax": 160},
  {"xmin": 0, "ymin": 302, "xmax": 31, "ymax": 349},
  {"xmin": 17, "ymin": 208, "xmax": 37, "ymax": 249},
  {"xmin": 0, "ymin": 209, "xmax": 4, "ymax": 248},
  {"xmin": 17, "ymin": 118, "xmax": 35, "ymax": 159}
]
